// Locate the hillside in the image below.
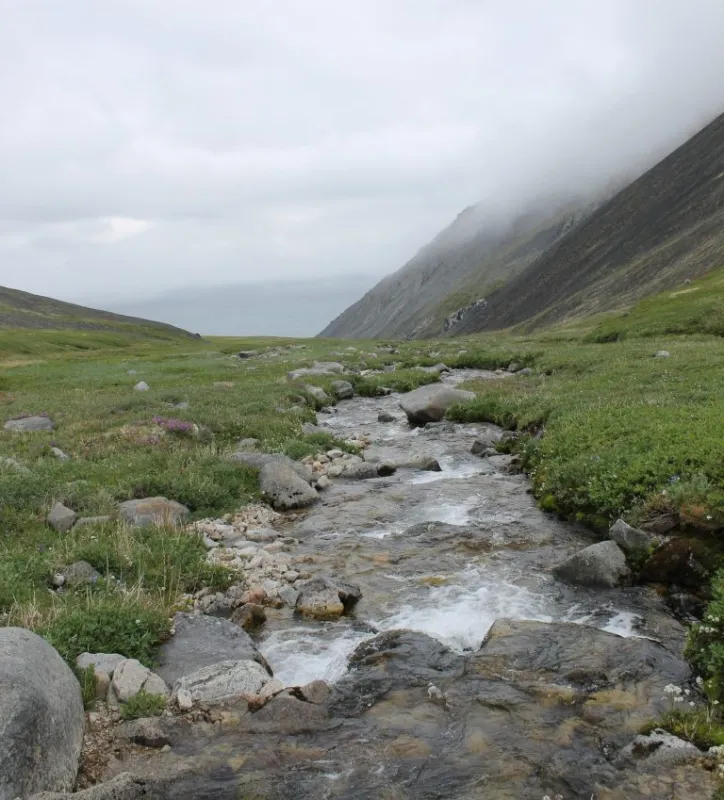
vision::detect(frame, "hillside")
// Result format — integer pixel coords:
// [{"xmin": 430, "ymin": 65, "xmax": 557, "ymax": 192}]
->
[
  {"xmin": 318, "ymin": 197, "xmax": 598, "ymax": 340},
  {"xmin": 454, "ymin": 109, "xmax": 724, "ymax": 334},
  {"xmin": 0, "ymin": 285, "xmax": 196, "ymax": 340}
]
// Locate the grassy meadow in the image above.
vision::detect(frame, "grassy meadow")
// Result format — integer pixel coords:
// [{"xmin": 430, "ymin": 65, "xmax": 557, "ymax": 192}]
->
[{"xmin": 1, "ymin": 268, "xmax": 723, "ymax": 674}]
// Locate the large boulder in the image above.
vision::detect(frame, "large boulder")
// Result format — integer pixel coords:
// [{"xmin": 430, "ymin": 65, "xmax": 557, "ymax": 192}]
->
[
  {"xmin": 295, "ymin": 577, "xmax": 361, "ymax": 620},
  {"xmin": 229, "ymin": 452, "xmax": 312, "ymax": 484},
  {"xmin": 47, "ymin": 502, "xmax": 77, "ymax": 533},
  {"xmin": 118, "ymin": 497, "xmax": 189, "ymax": 527},
  {"xmin": 609, "ymin": 519, "xmax": 657, "ymax": 555},
  {"xmin": 155, "ymin": 613, "xmax": 270, "ymax": 686},
  {"xmin": 4, "ymin": 415, "xmax": 54, "ymax": 433},
  {"xmin": 172, "ymin": 660, "xmax": 273, "ymax": 707},
  {"xmin": 0, "ymin": 628, "xmax": 84, "ymax": 799},
  {"xmin": 330, "ymin": 380, "xmax": 354, "ymax": 400},
  {"xmin": 304, "ymin": 385, "xmax": 329, "ymax": 405},
  {"xmin": 553, "ymin": 541, "xmax": 630, "ymax": 588},
  {"xmin": 259, "ymin": 462, "xmax": 319, "ymax": 511},
  {"xmin": 399, "ymin": 384, "xmax": 475, "ymax": 425}
]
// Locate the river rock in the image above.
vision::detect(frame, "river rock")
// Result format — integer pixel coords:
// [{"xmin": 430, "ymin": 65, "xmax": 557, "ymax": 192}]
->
[
  {"xmin": 296, "ymin": 679, "xmax": 330, "ymax": 705},
  {"xmin": 470, "ymin": 428, "xmax": 503, "ymax": 454},
  {"xmin": 111, "ymin": 659, "xmax": 168, "ymax": 703},
  {"xmin": 342, "ymin": 461, "xmax": 379, "ymax": 480},
  {"xmin": 118, "ymin": 497, "xmax": 189, "ymax": 527},
  {"xmin": 377, "ymin": 411, "xmax": 397, "ymax": 423},
  {"xmin": 259, "ymin": 462, "xmax": 319, "ymax": 510},
  {"xmin": 295, "ymin": 577, "xmax": 362, "ymax": 619},
  {"xmin": 553, "ymin": 540, "xmax": 630, "ymax": 587},
  {"xmin": 229, "ymin": 452, "xmax": 312, "ymax": 484},
  {"xmin": 376, "ymin": 460, "xmax": 397, "ymax": 477},
  {"xmin": 4, "ymin": 415, "xmax": 54, "ymax": 432},
  {"xmin": 398, "ymin": 454, "xmax": 441, "ymax": 471},
  {"xmin": 399, "ymin": 384, "xmax": 475, "ymax": 425},
  {"xmin": 155, "ymin": 612, "xmax": 270, "ymax": 686},
  {"xmin": 609, "ymin": 518, "xmax": 657, "ymax": 555},
  {"xmin": 172, "ymin": 659, "xmax": 272, "ymax": 706},
  {"xmin": 0, "ymin": 628, "xmax": 85, "ymax": 799},
  {"xmin": 230, "ymin": 603, "xmax": 266, "ymax": 631},
  {"xmin": 58, "ymin": 560, "xmax": 101, "ymax": 587},
  {"xmin": 331, "ymin": 380, "xmax": 354, "ymax": 399},
  {"xmin": 304, "ymin": 385, "xmax": 329, "ymax": 404},
  {"xmin": 47, "ymin": 502, "xmax": 77, "ymax": 533}
]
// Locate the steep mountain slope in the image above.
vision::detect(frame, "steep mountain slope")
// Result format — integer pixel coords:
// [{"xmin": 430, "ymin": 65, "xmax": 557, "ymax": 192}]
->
[
  {"xmin": 318, "ymin": 198, "xmax": 596, "ymax": 340},
  {"xmin": 0, "ymin": 285, "xmax": 195, "ymax": 339},
  {"xmin": 454, "ymin": 110, "xmax": 724, "ymax": 334}
]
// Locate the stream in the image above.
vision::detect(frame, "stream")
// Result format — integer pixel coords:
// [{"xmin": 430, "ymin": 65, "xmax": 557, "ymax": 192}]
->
[{"xmin": 102, "ymin": 371, "xmax": 710, "ymax": 800}]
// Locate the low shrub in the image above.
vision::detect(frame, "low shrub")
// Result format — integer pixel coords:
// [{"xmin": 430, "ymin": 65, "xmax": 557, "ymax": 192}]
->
[{"xmin": 120, "ymin": 690, "xmax": 167, "ymax": 720}]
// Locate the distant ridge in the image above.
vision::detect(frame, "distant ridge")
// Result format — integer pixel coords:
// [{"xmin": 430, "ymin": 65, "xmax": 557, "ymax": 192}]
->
[{"xmin": 0, "ymin": 284, "xmax": 196, "ymax": 339}]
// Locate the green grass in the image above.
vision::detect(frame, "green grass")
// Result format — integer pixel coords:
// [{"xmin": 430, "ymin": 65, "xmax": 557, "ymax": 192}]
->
[{"xmin": 120, "ymin": 690, "xmax": 167, "ymax": 720}]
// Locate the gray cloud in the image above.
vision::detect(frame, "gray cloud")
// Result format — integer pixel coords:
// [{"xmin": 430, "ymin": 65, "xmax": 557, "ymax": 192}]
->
[{"xmin": 1, "ymin": 0, "xmax": 724, "ymax": 301}]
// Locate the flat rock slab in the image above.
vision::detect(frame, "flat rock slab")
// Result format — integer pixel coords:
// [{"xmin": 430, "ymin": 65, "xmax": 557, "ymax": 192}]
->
[
  {"xmin": 4, "ymin": 415, "xmax": 54, "ymax": 432},
  {"xmin": 259, "ymin": 462, "xmax": 319, "ymax": 511},
  {"xmin": 118, "ymin": 497, "xmax": 189, "ymax": 527},
  {"xmin": 172, "ymin": 659, "xmax": 272, "ymax": 706},
  {"xmin": 0, "ymin": 628, "xmax": 85, "ymax": 799},
  {"xmin": 155, "ymin": 612, "xmax": 270, "ymax": 686},
  {"xmin": 399, "ymin": 384, "xmax": 475, "ymax": 425}
]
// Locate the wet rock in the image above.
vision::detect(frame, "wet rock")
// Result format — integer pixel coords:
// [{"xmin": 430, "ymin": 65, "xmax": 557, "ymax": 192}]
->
[
  {"xmin": 331, "ymin": 380, "xmax": 354, "ymax": 399},
  {"xmin": 47, "ymin": 502, "xmax": 77, "ymax": 533},
  {"xmin": 470, "ymin": 428, "xmax": 503, "ymax": 454},
  {"xmin": 399, "ymin": 384, "xmax": 475, "ymax": 425},
  {"xmin": 58, "ymin": 560, "xmax": 101, "ymax": 587},
  {"xmin": 117, "ymin": 718, "xmax": 172, "ymax": 749},
  {"xmin": 398, "ymin": 454, "xmax": 441, "ymax": 471},
  {"xmin": 314, "ymin": 474, "xmax": 330, "ymax": 490},
  {"xmin": 230, "ymin": 603, "xmax": 266, "ymax": 631},
  {"xmin": 640, "ymin": 538, "xmax": 710, "ymax": 588},
  {"xmin": 260, "ymin": 462, "xmax": 319, "ymax": 510},
  {"xmin": 229, "ymin": 452, "xmax": 312, "ymax": 484},
  {"xmin": 278, "ymin": 586, "xmax": 299, "ymax": 607},
  {"xmin": 665, "ymin": 590, "xmax": 706, "ymax": 620},
  {"xmin": 119, "ymin": 497, "xmax": 189, "ymax": 527},
  {"xmin": 155, "ymin": 612, "xmax": 270, "ymax": 686},
  {"xmin": 4, "ymin": 415, "xmax": 54, "ymax": 432},
  {"xmin": 376, "ymin": 460, "xmax": 397, "ymax": 477},
  {"xmin": 295, "ymin": 680, "xmax": 330, "ymax": 705},
  {"xmin": 111, "ymin": 659, "xmax": 168, "ymax": 703},
  {"xmin": 304, "ymin": 385, "xmax": 329, "ymax": 404},
  {"xmin": 134, "ymin": 381, "xmax": 150, "ymax": 391},
  {"xmin": 295, "ymin": 577, "xmax": 362, "ymax": 619},
  {"xmin": 377, "ymin": 411, "xmax": 397, "ymax": 423},
  {"xmin": 0, "ymin": 628, "xmax": 84, "ymax": 798},
  {"xmin": 609, "ymin": 518, "xmax": 657, "ymax": 556},
  {"xmin": 172, "ymin": 659, "xmax": 272, "ymax": 706},
  {"xmin": 553, "ymin": 541, "xmax": 630, "ymax": 588},
  {"xmin": 620, "ymin": 729, "xmax": 701, "ymax": 766},
  {"xmin": 342, "ymin": 461, "xmax": 379, "ymax": 480},
  {"xmin": 332, "ymin": 630, "xmax": 466, "ymax": 715}
]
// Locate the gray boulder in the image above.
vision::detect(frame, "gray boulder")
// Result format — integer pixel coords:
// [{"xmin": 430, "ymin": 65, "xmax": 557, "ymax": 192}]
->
[
  {"xmin": 377, "ymin": 411, "xmax": 397, "ymax": 423},
  {"xmin": 133, "ymin": 381, "xmax": 150, "ymax": 391},
  {"xmin": 304, "ymin": 385, "xmax": 329, "ymax": 405},
  {"xmin": 118, "ymin": 497, "xmax": 189, "ymax": 527},
  {"xmin": 110, "ymin": 659, "xmax": 168, "ymax": 703},
  {"xmin": 330, "ymin": 380, "xmax": 354, "ymax": 400},
  {"xmin": 172, "ymin": 659, "xmax": 272, "ymax": 707},
  {"xmin": 4, "ymin": 415, "xmax": 54, "ymax": 433},
  {"xmin": 609, "ymin": 519, "xmax": 657, "ymax": 556},
  {"xmin": 260, "ymin": 462, "xmax": 319, "ymax": 510},
  {"xmin": 50, "ymin": 447, "xmax": 70, "ymax": 461},
  {"xmin": 398, "ymin": 454, "xmax": 441, "ymax": 471},
  {"xmin": 47, "ymin": 502, "xmax": 77, "ymax": 533},
  {"xmin": 295, "ymin": 577, "xmax": 361, "ymax": 619},
  {"xmin": 399, "ymin": 384, "xmax": 475, "ymax": 425},
  {"xmin": 470, "ymin": 428, "xmax": 503, "ymax": 454},
  {"xmin": 58, "ymin": 560, "xmax": 100, "ymax": 587},
  {"xmin": 0, "ymin": 628, "xmax": 84, "ymax": 799},
  {"xmin": 553, "ymin": 541, "xmax": 631, "ymax": 588},
  {"xmin": 229, "ymin": 452, "xmax": 312, "ymax": 484},
  {"xmin": 376, "ymin": 460, "xmax": 397, "ymax": 477},
  {"xmin": 342, "ymin": 462, "xmax": 379, "ymax": 480},
  {"xmin": 155, "ymin": 612, "xmax": 270, "ymax": 686}
]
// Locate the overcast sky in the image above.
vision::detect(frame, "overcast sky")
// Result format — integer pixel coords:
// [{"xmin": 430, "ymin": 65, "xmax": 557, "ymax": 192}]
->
[{"xmin": 2, "ymin": 1, "xmax": 724, "ymax": 302}]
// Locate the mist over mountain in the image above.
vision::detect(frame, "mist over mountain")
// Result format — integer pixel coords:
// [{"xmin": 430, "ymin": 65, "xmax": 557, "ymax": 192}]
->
[{"xmin": 96, "ymin": 274, "xmax": 385, "ymax": 337}]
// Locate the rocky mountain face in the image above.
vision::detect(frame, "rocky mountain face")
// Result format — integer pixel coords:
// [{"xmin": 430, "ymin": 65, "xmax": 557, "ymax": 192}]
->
[
  {"xmin": 455, "ymin": 109, "xmax": 724, "ymax": 334},
  {"xmin": 318, "ymin": 199, "xmax": 597, "ymax": 340},
  {"xmin": 322, "ymin": 109, "xmax": 724, "ymax": 339}
]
